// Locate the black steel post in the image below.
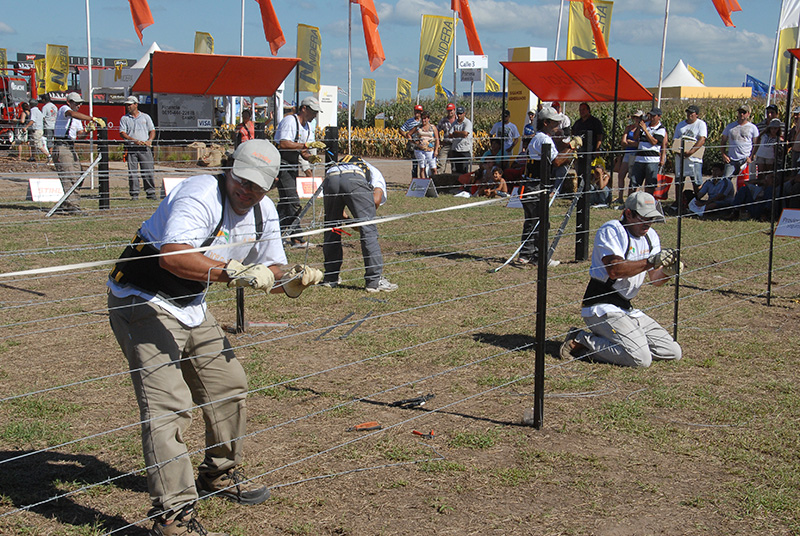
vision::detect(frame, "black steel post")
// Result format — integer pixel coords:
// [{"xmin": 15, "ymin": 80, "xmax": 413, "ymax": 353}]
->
[
  {"xmin": 575, "ymin": 131, "xmax": 592, "ymax": 260},
  {"xmin": 532, "ymin": 144, "xmax": 553, "ymax": 430},
  {"xmin": 673, "ymin": 139, "xmax": 685, "ymax": 340},
  {"xmin": 609, "ymin": 60, "xmax": 621, "ymax": 199},
  {"xmin": 235, "ymin": 287, "xmax": 245, "ymax": 333}
]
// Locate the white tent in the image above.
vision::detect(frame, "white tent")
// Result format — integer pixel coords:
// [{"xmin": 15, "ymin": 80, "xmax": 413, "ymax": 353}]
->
[
  {"xmin": 661, "ymin": 59, "xmax": 705, "ymax": 88},
  {"xmin": 80, "ymin": 42, "xmax": 161, "ymax": 98},
  {"xmin": 132, "ymin": 42, "xmax": 162, "ymax": 69}
]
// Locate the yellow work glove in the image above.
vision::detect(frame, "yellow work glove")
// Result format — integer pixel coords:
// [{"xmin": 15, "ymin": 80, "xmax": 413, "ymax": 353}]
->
[
  {"xmin": 280, "ymin": 264, "xmax": 324, "ymax": 298},
  {"xmin": 224, "ymin": 260, "xmax": 275, "ymax": 293},
  {"xmin": 308, "ymin": 140, "xmax": 327, "ymax": 150},
  {"xmin": 661, "ymin": 260, "xmax": 684, "ymax": 278},
  {"xmin": 307, "ymin": 154, "xmax": 323, "ymax": 164},
  {"xmin": 648, "ymin": 248, "xmax": 676, "ymax": 269},
  {"xmin": 568, "ymin": 136, "xmax": 583, "ymax": 150},
  {"xmin": 92, "ymin": 117, "xmax": 106, "ymax": 128}
]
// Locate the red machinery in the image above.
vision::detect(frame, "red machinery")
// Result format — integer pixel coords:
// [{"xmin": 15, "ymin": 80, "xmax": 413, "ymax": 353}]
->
[{"xmin": 0, "ymin": 67, "xmax": 37, "ymax": 148}]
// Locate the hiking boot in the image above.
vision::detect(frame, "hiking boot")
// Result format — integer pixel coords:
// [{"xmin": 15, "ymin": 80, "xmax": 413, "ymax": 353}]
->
[
  {"xmin": 197, "ymin": 467, "xmax": 270, "ymax": 505},
  {"xmin": 319, "ymin": 278, "xmax": 342, "ymax": 288},
  {"xmin": 366, "ymin": 277, "xmax": 398, "ymax": 293},
  {"xmin": 150, "ymin": 505, "xmax": 227, "ymax": 536},
  {"xmin": 559, "ymin": 327, "xmax": 585, "ymax": 360}
]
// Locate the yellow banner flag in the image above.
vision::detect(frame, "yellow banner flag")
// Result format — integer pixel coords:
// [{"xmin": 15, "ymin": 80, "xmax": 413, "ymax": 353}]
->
[
  {"xmin": 566, "ymin": 0, "xmax": 613, "ymax": 60},
  {"xmin": 397, "ymin": 77, "xmax": 412, "ymax": 100},
  {"xmin": 362, "ymin": 78, "xmax": 376, "ymax": 105},
  {"xmin": 418, "ymin": 15, "xmax": 456, "ymax": 92},
  {"xmin": 45, "ymin": 44, "xmax": 69, "ymax": 93},
  {"xmin": 0, "ymin": 49, "xmax": 6, "ymax": 73},
  {"xmin": 686, "ymin": 64, "xmax": 704, "ymax": 85},
  {"xmin": 776, "ymin": 27, "xmax": 800, "ymax": 91},
  {"xmin": 34, "ymin": 58, "xmax": 46, "ymax": 96},
  {"xmin": 297, "ymin": 24, "xmax": 322, "ymax": 93},
  {"xmin": 194, "ymin": 32, "xmax": 214, "ymax": 54},
  {"xmin": 485, "ymin": 74, "xmax": 500, "ymax": 92}
]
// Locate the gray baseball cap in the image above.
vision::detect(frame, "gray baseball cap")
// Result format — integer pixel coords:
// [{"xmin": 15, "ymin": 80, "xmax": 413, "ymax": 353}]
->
[
  {"xmin": 232, "ymin": 140, "xmax": 281, "ymax": 191},
  {"xmin": 300, "ymin": 96, "xmax": 322, "ymax": 112},
  {"xmin": 67, "ymin": 92, "xmax": 83, "ymax": 104},
  {"xmin": 625, "ymin": 192, "xmax": 665, "ymax": 223}
]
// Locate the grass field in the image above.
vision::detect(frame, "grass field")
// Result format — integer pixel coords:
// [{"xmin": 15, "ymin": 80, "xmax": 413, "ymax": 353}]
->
[{"xmin": 0, "ymin": 168, "xmax": 798, "ymax": 535}]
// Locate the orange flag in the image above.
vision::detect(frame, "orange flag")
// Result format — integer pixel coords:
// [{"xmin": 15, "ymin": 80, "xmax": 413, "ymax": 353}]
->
[
  {"xmin": 451, "ymin": 0, "xmax": 484, "ymax": 55},
  {"xmin": 351, "ymin": 0, "xmax": 386, "ymax": 71},
  {"xmin": 128, "ymin": 0, "xmax": 154, "ymax": 45},
  {"xmin": 255, "ymin": 0, "xmax": 286, "ymax": 55},
  {"xmin": 576, "ymin": 0, "xmax": 609, "ymax": 58},
  {"xmin": 710, "ymin": 0, "xmax": 742, "ymax": 27}
]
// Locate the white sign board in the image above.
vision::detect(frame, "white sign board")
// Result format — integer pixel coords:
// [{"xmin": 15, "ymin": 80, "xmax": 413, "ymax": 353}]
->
[
  {"xmin": 506, "ymin": 186, "xmax": 523, "ymax": 208},
  {"xmin": 157, "ymin": 94, "xmax": 215, "ymax": 131},
  {"xmin": 461, "ymin": 68, "xmax": 483, "ymax": 83},
  {"xmin": 317, "ymin": 85, "xmax": 338, "ymax": 130},
  {"xmin": 26, "ymin": 179, "xmax": 64, "ymax": 202},
  {"xmin": 458, "ymin": 55, "xmax": 489, "ymax": 69},
  {"xmin": 406, "ymin": 178, "xmax": 432, "ymax": 197},
  {"xmin": 296, "ymin": 177, "xmax": 324, "ymax": 198},
  {"xmin": 775, "ymin": 208, "xmax": 800, "ymax": 238}
]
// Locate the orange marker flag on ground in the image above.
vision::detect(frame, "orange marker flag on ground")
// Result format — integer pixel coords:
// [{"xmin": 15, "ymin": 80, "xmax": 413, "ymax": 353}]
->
[
  {"xmin": 710, "ymin": 0, "xmax": 742, "ymax": 27},
  {"xmin": 573, "ymin": 0, "xmax": 609, "ymax": 57},
  {"xmin": 351, "ymin": 0, "xmax": 386, "ymax": 71},
  {"xmin": 255, "ymin": 0, "xmax": 286, "ymax": 55},
  {"xmin": 128, "ymin": 0, "xmax": 154, "ymax": 45},
  {"xmin": 451, "ymin": 0, "xmax": 484, "ymax": 55}
]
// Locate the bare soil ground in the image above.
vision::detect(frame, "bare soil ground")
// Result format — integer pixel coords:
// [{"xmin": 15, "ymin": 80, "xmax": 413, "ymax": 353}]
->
[{"xmin": 0, "ymin": 150, "xmax": 799, "ymax": 536}]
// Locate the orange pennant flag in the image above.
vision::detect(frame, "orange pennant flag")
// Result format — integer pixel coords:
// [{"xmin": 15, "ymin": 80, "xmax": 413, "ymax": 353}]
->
[
  {"xmin": 128, "ymin": 0, "xmax": 154, "ymax": 45},
  {"xmin": 577, "ymin": 0, "xmax": 609, "ymax": 58},
  {"xmin": 710, "ymin": 0, "xmax": 742, "ymax": 27},
  {"xmin": 255, "ymin": 0, "xmax": 286, "ymax": 55},
  {"xmin": 351, "ymin": 0, "xmax": 386, "ymax": 71},
  {"xmin": 451, "ymin": 0, "xmax": 484, "ymax": 55}
]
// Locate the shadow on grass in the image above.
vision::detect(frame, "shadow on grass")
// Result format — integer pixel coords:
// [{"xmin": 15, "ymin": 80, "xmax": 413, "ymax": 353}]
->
[
  {"xmin": 472, "ymin": 332, "xmax": 562, "ymax": 358},
  {"xmin": 0, "ymin": 450, "xmax": 148, "ymax": 535}
]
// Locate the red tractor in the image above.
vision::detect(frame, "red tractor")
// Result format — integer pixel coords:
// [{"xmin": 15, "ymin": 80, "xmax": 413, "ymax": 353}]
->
[{"xmin": 0, "ymin": 68, "xmax": 37, "ymax": 149}]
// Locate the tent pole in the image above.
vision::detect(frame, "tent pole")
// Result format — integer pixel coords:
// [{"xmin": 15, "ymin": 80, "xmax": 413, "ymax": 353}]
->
[
  {"xmin": 554, "ymin": 0, "xmax": 566, "ymax": 60},
  {"xmin": 347, "ymin": 0, "xmax": 352, "ymax": 154},
  {"xmin": 610, "ymin": 59, "xmax": 620, "ymax": 202},
  {"xmin": 767, "ymin": 1, "xmax": 785, "ymax": 107},
  {"xmin": 656, "ymin": 0, "xmax": 670, "ymax": 107},
  {"xmin": 453, "ymin": 9, "xmax": 457, "ymax": 102}
]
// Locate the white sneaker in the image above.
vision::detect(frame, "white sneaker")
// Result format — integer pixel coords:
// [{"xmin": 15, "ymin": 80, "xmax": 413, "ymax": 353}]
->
[
  {"xmin": 366, "ymin": 277, "xmax": 398, "ymax": 293},
  {"xmin": 454, "ymin": 191, "xmax": 471, "ymax": 198},
  {"xmin": 548, "ymin": 259, "xmax": 560, "ymax": 268}
]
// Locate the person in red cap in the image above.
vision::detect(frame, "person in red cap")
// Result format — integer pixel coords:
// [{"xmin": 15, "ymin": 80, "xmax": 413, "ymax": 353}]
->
[
  {"xmin": 437, "ymin": 103, "xmax": 457, "ymax": 174},
  {"xmin": 401, "ymin": 105, "xmax": 424, "ymax": 178}
]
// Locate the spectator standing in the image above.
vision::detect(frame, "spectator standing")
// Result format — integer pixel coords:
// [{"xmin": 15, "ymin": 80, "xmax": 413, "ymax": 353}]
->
[
  {"xmin": 756, "ymin": 103, "xmax": 780, "ymax": 135},
  {"xmin": 409, "ymin": 111, "xmax": 439, "ymax": 179},
  {"xmin": 614, "ymin": 110, "xmax": 643, "ymax": 204},
  {"xmin": 630, "ymin": 107, "xmax": 668, "ymax": 196},
  {"xmin": 571, "ymin": 102, "xmax": 604, "ymax": 153},
  {"xmin": 721, "ymin": 104, "xmax": 759, "ymax": 184},
  {"xmin": 490, "ymin": 109, "xmax": 520, "ymax": 161},
  {"xmin": 522, "ymin": 109, "xmax": 537, "ymax": 151},
  {"xmin": 41, "ymin": 94, "xmax": 58, "ymax": 147},
  {"xmin": 437, "ymin": 103, "xmax": 457, "ymax": 174},
  {"xmin": 14, "ymin": 101, "xmax": 31, "ymax": 160},
  {"xmin": 449, "ymin": 106, "xmax": 473, "ymax": 174},
  {"xmin": 235, "ymin": 109, "xmax": 255, "ymax": 148},
  {"xmin": 119, "ymin": 96, "xmax": 157, "ymax": 200},
  {"xmin": 274, "ymin": 96, "xmax": 323, "ymax": 247},
  {"xmin": 28, "ymin": 99, "xmax": 50, "ymax": 162},
  {"xmin": 400, "ymin": 104, "xmax": 423, "ymax": 178},
  {"xmin": 560, "ymin": 192, "xmax": 682, "ymax": 368},
  {"xmin": 108, "ymin": 140, "xmax": 323, "ymax": 536},
  {"xmin": 673, "ymin": 104, "xmax": 708, "ymax": 199},
  {"xmin": 320, "ymin": 155, "xmax": 398, "ymax": 292}
]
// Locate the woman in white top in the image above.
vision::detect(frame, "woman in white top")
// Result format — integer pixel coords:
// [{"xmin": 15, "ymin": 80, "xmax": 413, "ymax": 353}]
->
[{"xmin": 410, "ymin": 111, "xmax": 439, "ymax": 179}]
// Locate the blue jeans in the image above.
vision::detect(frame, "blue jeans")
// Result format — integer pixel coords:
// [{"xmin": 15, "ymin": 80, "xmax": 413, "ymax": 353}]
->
[
  {"xmin": 630, "ymin": 161, "xmax": 658, "ymax": 188},
  {"xmin": 676, "ymin": 157, "xmax": 703, "ymax": 188}
]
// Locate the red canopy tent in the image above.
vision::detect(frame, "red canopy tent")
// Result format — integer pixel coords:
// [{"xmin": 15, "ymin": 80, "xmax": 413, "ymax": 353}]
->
[
  {"xmin": 499, "ymin": 58, "xmax": 652, "ymax": 102},
  {"xmin": 130, "ymin": 51, "xmax": 299, "ymax": 96}
]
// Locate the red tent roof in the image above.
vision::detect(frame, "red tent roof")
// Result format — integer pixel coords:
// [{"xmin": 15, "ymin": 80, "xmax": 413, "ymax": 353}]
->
[
  {"xmin": 788, "ymin": 48, "xmax": 800, "ymax": 61},
  {"xmin": 130, "ymin": 51, "xmax": 299, "ymax": 96},
  {"xmin": 500, "ymin": 58, "xmax": 652, "ymax": 102}
]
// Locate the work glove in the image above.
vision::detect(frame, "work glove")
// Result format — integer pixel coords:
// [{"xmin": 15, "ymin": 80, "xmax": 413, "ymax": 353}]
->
[
  {"xmin": 92, "ymin": 117, "xmax": 106, "ymax": 128},
  {"xmin": 280, "ymin": 264, "xmax": 324, "ymax": 298},
  {"xmin": 647, "ymin": 248, "xmax": 676, "ymax": 269},
  {"xmin": 307, "ymin": 154, "xmax": 323, "ymax": 164},
  {"xmin": 568, "ymin": 136, "xmax": 583, "ymax": 150},
  {"xmin": 224, "ymin": 260, "xmax": 275, "ymax": 293},
  {"xmin": 308, "ymin": 140, "xmax": 327, "ymax": 150},
  {"xmin": 661, "ymin": 261, "xmax": 684, "ymax": 278}
]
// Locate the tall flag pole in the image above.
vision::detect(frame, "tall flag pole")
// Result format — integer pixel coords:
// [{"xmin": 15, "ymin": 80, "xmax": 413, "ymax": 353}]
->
[
  {"xmin": 555, "ymin": 0, "xmax": 566, "ymax": 60},
  {"xmin": 657, "ymin": 0, "xmax": 670, "ymax": 106},
  {"xmin": 255, "ymin": 0, "xmax": 286, "ymax": 55},
  {"xmin": 128, "ymin": 0, "xmax": 154, "ymax": 45}
]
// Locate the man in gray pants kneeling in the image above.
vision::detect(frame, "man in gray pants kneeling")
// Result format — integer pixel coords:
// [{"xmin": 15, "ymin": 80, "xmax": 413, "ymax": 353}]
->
[{"xmin": 320, "ymin": 155, "xmax": 398, "ymax": 293}]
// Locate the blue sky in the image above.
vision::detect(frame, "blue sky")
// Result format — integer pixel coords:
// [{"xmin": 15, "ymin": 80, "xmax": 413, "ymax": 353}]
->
[{"xmin": 0, "ymin": 0, "xmax": 785, "ymax": 101}]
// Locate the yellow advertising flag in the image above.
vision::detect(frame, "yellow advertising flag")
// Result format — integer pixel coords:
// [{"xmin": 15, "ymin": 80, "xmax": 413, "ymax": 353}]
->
[
  {"xmin": 34, "ymin": 58, "xmax": 46, "ymax": 95},
  {"xmin": 418, "ymin": 15, "xmax": 456, "ymax": 92},
  {"xmin": 0, "ymin": 49, "xmax": 6, "ymax": 73},
  {"xmin": 297, "ymin": 24, "xmax": 322, "ymax": 93},
  {"xmin": 566, "ymin": 0, "xmax": 613, "ymax": 60},
  {"xmin": 194, "ymin": 32, "xmax": 214, "ymax": 54},
  {"xmin": 362, "ymin": 78, "xmax": 376, "ymax": 105},
  {"xmin": 485, "ymin": 74, "xmax": 500, "ymax": 93},
  {"xmin": 397, "ymin": 77, "xmax": 412, "ymax": 100},
  {"xmin": 776, "ymin": 27, "xmax": 800, "ymax": 91},
  {"xmin": 686, "ymin": 64, "xmax": 705, "ymax": 85},
  {"xmin": 45, "ymin": 44, "xmax": 69, "ymax": 93}
]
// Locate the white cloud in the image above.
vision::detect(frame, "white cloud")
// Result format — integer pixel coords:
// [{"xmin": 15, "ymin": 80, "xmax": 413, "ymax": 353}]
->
[{"xmin": 0, "ymin": 22, "xmax": 15, "ymax": 34}]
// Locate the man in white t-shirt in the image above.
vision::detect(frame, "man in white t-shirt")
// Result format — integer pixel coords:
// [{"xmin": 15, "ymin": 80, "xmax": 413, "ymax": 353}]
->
[
  {"xmin": 41, "ymin": 94, "xmax": 58, "ymax": 146},
  {"xmin": 274, "ymin": 96, "xmax": 324, "ymax": 247},
  {"xmin": 490, "ymin": 109, "xmax": 520, "ymax": 158},
  {"xmin": 673, "ymin": 104, "xmax": 708, "ymax": 199},
  {"xmin": 560, "ymin": 192, "xmax": 683, "ymax": 368},
  {"xmin": 721, "ymin": 104, "xmax": 760, "ymax": 182},
  {"xmin": 108, "ymin": 140, "xmax": 323, "ymax": 536}
]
